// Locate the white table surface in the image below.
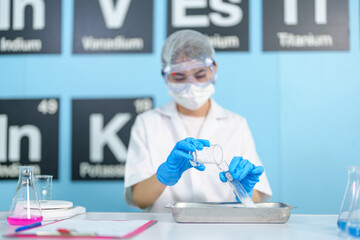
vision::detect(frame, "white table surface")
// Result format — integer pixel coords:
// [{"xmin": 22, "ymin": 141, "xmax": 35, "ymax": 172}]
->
[{"xmin": 0, "ymin": 211, "xmax": 349, "ymax": 240}]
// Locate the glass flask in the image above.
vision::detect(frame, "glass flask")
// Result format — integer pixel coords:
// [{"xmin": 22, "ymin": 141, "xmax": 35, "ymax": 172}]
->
[
  {"xmin": 338, "ymin": 166, "xmax": 360, "ymax": 231},
  {"xmin": 7, "ymin": 166, "xmax": 43, "ymax": 225},
  {"xmin": 190, "ymin": 144, "xmax": 256, "ymax": 208},
  {"xmin": 346, "ymin": 169, "xmax": 360, "ymax": 237}
]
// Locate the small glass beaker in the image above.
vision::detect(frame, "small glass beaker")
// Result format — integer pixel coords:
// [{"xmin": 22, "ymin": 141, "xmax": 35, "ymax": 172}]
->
[
  {"xmin": 190, "ymin": 144, "xmax": 223, "ymax": 166},
  {"xmin": 7, "ymin": 166, "xmax": 43, "ymax": 225},
  {"xmin": 338, "ymin": 166, "xmax": 360, "ymax": 230},
  {"xmin": 35, "ymin": 175, "xmax": 53, "ymax": 201}
]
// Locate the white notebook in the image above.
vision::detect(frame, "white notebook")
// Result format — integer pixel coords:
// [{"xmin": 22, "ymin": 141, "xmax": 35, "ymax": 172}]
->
[
  {"xmin": 42, "ymin": 206, "xmax": 86, "ymax": 221},
  {"xmin": 28, "ymin": 200, "xmax": 86, "ymax": 221}
]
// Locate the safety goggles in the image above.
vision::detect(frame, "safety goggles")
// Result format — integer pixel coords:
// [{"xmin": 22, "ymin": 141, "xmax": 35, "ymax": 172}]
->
[{"xmin": 162, "ymin": 58, "xmax": 216, "ymax": 92}]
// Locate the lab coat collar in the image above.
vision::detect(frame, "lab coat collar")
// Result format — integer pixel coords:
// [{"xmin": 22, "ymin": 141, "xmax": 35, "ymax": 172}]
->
[
  {"xmin": 155, "ymin": 98, "xmax": 230, "ymax": 142},
  {"xmin": 156, "ymin": 98, "xmax": 230, "ymax": 120}
]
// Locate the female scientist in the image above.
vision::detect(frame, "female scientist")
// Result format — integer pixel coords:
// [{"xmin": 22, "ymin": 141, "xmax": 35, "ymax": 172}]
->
[{"xmin": 124, "ymin": 30, "xmax": 272, "ymax": 212}]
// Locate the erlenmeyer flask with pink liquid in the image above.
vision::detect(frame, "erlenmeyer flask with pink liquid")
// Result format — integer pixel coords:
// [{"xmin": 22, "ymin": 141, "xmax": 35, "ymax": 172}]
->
[{"xmin": 7, "ymin": 166, "xmax": 43, "ymax": 226}]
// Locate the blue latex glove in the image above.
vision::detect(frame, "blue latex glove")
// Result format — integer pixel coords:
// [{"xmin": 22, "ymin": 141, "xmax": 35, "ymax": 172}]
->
[
  {"xmin": 157, "ymin": 138, "xmax": 210, "ymax": 186},
  {"xmin": 219, "ymin": 156, "xmax": 264, "ymax": 198}
]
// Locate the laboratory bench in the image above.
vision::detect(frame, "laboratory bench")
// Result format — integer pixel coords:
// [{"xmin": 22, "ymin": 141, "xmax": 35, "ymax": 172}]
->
[{"xmin": 0, "ymin": 211, "xmax": 347, "ymax": 239}]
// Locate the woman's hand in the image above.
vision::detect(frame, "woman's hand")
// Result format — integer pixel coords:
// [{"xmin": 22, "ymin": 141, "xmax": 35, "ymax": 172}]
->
[
  {"xmin": 157, "ymin": 137, "xmax": 210, "ymax": 186},
  {"xmin": 219, "ymin": 156, "xmax": 264, "ymax": 197}
]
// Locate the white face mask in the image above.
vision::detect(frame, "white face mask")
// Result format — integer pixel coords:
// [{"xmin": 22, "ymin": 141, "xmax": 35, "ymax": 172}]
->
[{"xmin": 168, "ymin": 83, "xmax": 215, "ymax": 111}]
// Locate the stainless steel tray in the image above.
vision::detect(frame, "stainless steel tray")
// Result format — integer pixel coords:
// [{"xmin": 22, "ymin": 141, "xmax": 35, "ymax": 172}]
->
[{"xmin": 167, "ymin": 202, "xmax": 294, "ymax": 223}]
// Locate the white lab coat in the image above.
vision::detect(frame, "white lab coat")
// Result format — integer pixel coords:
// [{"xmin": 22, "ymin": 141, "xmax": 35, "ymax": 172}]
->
[{"xmin": 124, "ymin": 99, "xmax": 272, "ymax": 212}]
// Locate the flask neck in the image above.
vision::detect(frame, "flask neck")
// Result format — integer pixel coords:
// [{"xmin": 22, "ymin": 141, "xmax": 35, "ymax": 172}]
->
[
  {"xmin": 18, "ymin": 166, "xmax": 35, "ymax": 182},
  {"xmin": 347, "ymin": 166, "xmax": 360, "ymax": 183}
]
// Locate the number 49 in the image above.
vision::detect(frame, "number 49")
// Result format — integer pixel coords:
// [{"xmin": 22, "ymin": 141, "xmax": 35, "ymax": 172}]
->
[{"xmin": 37, "ymin": 99, "xmax": 58, "ymax": 115}]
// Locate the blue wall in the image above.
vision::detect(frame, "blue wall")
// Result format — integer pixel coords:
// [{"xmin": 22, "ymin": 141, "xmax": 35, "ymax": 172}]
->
[{"xmin": 0, "ymin": 0, "xmax": 359, "ymax": 214}]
